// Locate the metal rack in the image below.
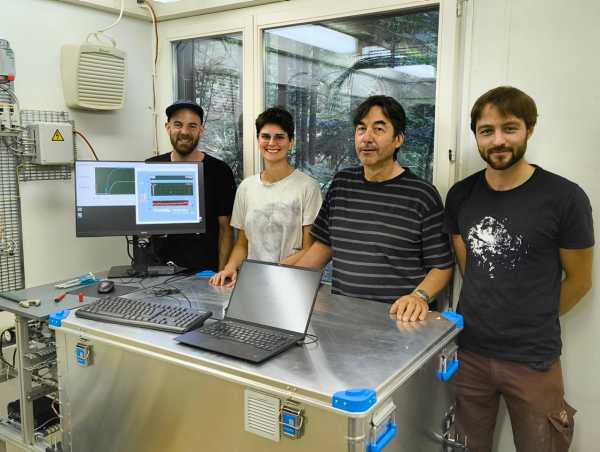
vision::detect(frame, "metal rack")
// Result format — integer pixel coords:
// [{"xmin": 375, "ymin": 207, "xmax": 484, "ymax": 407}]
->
[{"xmin": 0, "ymin": 290, "xmax": 63, "ymax": 451}]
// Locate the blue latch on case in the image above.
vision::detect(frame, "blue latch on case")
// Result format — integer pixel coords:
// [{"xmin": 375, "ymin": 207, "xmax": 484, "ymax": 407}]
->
[
  {"xmin": 281, "ymin": 402, "xmax": 304, "ymax": 439},
  {"xmin": 437, "ymin": 345, "xmax": 460, "ymax": 382},
  {"xmin": 75, "ymin": 340, "xmax": 93, "ymax": 367},
  {"xmin": 332, "ymin": 388, "xmax": 377, "ymax": 413},
  {"xmin": 48, "ymin": 310, "xmax": 70, "ymax": 328},
  {"xmin": 441, "ymin": 311, "xmax": 464, "ymax": 329}
]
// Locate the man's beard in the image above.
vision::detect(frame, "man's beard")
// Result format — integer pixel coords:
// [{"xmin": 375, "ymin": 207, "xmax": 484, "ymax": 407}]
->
[
  {"xmin": 480, "ymin": 141, "xmax": 527, "ymax": 170},
  {"xmin": 171, "ymin": 133, "xmax": 199, "ymax": 156}
]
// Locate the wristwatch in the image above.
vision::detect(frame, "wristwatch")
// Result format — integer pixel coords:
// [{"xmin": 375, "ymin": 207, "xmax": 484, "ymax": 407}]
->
[{"xmin": 412, "ymin": 288, "xmax": 431, "ymax": 303}]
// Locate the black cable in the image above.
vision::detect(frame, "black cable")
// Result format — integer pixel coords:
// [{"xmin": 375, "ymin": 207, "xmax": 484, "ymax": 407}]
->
[
  {"xmin": 298, "ymin": 333, "xmax": 319, "ymax": 346},
  {"xmin": 125, "ymin": 236, "xmax": 134, "ymax": 261},
  {"xmin": 34, "ymin": 415, "xmax": 60, "ymax": 432},
  {"xmin": 148, "ymin": 283, "xmax": 193, "ymax": 309},
  {"xmin": 165, "ymin": 294, "xmax": 192, "ymax": 309},
  {"xmin": 162, "ymin": 271, "xmax": 191, "ymax": 285}
]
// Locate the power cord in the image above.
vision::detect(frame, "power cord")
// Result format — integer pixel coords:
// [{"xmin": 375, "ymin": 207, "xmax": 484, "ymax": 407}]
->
[{"xmin": 298, "ymin": 333, "xmax": 319, "ymax": 346}]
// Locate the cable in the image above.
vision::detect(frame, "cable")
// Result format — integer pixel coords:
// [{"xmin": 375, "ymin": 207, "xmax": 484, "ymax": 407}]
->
[
  {"xmin": 162, "ymin": 272, "xmax": 190, "ymax": 285},
  {"xmin": 125, "ymin": 236, "xmax": 134, "ymax": 261},
  {"xmin": 86, "ymin": 0, "xmax": 125, "ymax": 48},
  {"xmin": 51, "ymin": 398, "xmax": 60, "ymax": 418},
  {"xmin": 298, "ymin": 333, "xmax": 319, "ymax": 346},
  {"xmin": 141, "ymin": 0, "xmax": 160, "ymax": 156},
  {"xmin": 73, "ymin": 129, "xmax": 99, "ymax": 160},
  {"xmin": 33, "ymin": 415, "xmax": 60, "ymax": 433},
  {"xmin": 166, "ymin": 294, "xmax": 192, "ymax": 309}
]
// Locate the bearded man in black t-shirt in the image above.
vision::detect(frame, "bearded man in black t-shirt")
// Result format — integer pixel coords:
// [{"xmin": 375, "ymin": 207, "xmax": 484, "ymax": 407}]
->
[
  {"xmin": 445, "ymin": 87, "xmax": 594, "ymax": 452},
  {"xmin": 146, "ymin": 100, "xmax": 236, "ymax": 271}
]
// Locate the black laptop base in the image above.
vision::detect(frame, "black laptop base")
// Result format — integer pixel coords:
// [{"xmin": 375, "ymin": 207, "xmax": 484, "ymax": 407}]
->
[{"xmin": 175, "ymin": 325, "xmax": 301, "ymax": 363}]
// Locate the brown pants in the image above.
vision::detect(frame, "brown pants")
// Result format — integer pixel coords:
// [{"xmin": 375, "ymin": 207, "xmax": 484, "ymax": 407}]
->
[{"xmin": 454, "ymin": 350, "xmax": 576, "ymax": 452}]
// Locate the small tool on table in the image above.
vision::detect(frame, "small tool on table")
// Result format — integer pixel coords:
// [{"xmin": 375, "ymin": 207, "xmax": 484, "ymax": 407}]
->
[
  {"xmin": 55, "ymin": 272, "xmax": 98, "ymax": 289},
  {"xmin": 18, "ymin": 299, "xmax": 41, "ymax": 308}
]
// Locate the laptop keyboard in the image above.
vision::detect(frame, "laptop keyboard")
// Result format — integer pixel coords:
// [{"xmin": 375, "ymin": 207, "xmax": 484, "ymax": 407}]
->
[{"xmin": 199, "ymin": 321, "xmax": 292, "ymax": 351}]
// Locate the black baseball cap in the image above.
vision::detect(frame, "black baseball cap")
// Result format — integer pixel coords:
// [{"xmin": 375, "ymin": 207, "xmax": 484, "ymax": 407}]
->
[{"xmin": 166, "ymin": 100, "xmax": 204, "ymax": 123}]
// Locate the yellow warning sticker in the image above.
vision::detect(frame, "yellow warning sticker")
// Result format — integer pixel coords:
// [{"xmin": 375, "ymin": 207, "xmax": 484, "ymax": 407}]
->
[{"xmin": 52, "ymin": 129, "xmax": 64, "ymax": 142}]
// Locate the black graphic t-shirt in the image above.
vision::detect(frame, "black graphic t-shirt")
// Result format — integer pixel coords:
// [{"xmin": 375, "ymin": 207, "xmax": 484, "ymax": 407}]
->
[{"xmin": 445, "ymin": 167, "xmax": 594, "ymax": 362}]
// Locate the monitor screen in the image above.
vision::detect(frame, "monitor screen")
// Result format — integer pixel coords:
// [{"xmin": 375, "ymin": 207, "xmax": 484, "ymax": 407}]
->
[{"xmin": 75, "ymin": 160, "xmax": 206, "ymax": 237}]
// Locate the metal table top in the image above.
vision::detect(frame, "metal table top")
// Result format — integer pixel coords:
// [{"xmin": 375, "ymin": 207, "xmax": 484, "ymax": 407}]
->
[{"xmin": 56, "ymin": 275, "xmax": 459, "ymax": 404}]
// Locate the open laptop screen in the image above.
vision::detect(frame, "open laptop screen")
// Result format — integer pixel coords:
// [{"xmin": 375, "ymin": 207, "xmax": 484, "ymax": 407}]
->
[{"xmin": 226, "ymin": 261, "xmax": 322, "ymax": 334}]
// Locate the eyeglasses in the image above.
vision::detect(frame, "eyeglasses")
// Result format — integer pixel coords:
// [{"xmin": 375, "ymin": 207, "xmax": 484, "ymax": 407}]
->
[{"xmin": 259, "ymin": 133, "xmax": 289, "ymax": 142}]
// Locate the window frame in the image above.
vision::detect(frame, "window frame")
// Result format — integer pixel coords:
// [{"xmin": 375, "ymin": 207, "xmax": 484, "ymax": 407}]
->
[{"xmin": 158, "ymin": 0, "xmax": 460, "ymax": 194}]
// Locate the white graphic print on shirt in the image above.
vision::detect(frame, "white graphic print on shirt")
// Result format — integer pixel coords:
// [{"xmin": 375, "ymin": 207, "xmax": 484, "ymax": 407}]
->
[
  {"xmin": 247, "ymin": 199, "xmax": 300, "ymax": 261},
  {"xmin": 466, "ymin": 216, "xmax": 528, "ymax": 279}
]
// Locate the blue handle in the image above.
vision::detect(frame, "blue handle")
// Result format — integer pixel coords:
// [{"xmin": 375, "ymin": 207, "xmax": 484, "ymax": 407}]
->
[
  {"xmin": 367, "ymin": 422, "xmax": 397, "ymax": 452},
  {"xmin": 437, "ymin": 359, "xmax": 460, "ymax": 382}
]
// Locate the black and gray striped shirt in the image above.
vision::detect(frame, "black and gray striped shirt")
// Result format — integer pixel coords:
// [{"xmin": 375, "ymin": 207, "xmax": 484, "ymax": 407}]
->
[{"xmin": 311, "ymin": 167, "xmax": 453, "ymax": 304}]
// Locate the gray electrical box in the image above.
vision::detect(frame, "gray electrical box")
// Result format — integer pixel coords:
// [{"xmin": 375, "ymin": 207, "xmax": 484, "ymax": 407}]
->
[{"xmin": 27, "ymin": 123, "xmax": 74, "ymax": 165}]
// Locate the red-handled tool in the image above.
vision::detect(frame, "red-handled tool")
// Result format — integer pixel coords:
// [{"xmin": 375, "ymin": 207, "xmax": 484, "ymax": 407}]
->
[
  {"xmin": 79, "ymin": 292, "xmax": 84, "ymax": 303},
  {"xmin": 54, "ymin": 292, "xmax": 66, "ymax": 303}
]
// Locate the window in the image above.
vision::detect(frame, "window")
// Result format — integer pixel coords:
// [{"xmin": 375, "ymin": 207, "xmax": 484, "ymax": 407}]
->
[
  {"xmin": 263, "ymin": 8, "xmax": 439, "ymax": 187},
  {"xmin": 174, "ymin": 34, "xmax": 244, "ymax": 183}
]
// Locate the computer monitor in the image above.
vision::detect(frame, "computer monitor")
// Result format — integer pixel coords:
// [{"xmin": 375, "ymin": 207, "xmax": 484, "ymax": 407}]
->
[{"xmin": 75, "ymin": 160, "xmax": 206, "ymax": 276}]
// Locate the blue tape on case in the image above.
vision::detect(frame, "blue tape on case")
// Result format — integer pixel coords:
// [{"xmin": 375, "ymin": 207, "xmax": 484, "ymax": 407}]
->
[
  {"xmin": 332, "ymin": 388, "xmax": 377, "ymax": 413},
  {"xmin": 195, "ymin": 270, "xmax": 216, "ymax": 278},
  {"xmin": 441, "ymin": 311, "xmax": 464, "ymax": 329},
  {"xmin": 48, "ymin": 310, "xmax": 70, "ymax": 328}
]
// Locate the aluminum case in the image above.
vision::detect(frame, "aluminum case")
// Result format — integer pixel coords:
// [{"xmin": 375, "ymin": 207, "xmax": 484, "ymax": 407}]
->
[{"xmin": 54, "ymin": 280, "xmax": 461, "ymax": 452}]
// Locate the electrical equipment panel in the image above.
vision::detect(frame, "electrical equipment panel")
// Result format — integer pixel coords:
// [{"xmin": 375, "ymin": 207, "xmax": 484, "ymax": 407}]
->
[
  {"xmin": 0, "ymin": 39, "xmax": 18, "ymax": 137},
  {"xmin": 26, "ymin": 123, "xmax": 74, "ymax": 165},
  {"xmin": 0, "ymin": 102, "xmax": 19, "ymax": 135},
  {"xmin": 0, "ymin": 39, "xmax": 16, "ymax": 82}
]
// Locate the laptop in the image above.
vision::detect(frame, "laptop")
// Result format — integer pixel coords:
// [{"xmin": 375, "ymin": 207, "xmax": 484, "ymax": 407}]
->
[{"xmin": 175, "ymin": 260, "xmax": 322, "ymax": 363}]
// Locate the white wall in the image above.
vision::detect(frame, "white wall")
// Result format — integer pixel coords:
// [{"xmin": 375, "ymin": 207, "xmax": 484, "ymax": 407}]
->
[
  {"xmin": 458, "ymin": 1, "xmax": 600, "ymax": 450},
  {"xmin": 2, "ymin": 0, "xmax": 154, "ymax": 286}
]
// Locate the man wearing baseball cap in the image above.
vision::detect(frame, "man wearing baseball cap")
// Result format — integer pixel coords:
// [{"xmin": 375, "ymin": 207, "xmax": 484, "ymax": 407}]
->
[{"xmin": 146, "ymin": 100, "xmax": 237, "ymax": 271}]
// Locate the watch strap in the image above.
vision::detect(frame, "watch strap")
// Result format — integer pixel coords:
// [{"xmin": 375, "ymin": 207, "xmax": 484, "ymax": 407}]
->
[{"xmin": 413, "ymin": 288, "xmax": 431, "ymax": 303}]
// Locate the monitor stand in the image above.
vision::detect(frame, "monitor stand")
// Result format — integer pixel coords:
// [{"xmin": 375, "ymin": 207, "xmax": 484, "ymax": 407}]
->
[
  {"xmin": 107, "ymin": 265, "xmax": 137, "ymax": 279},
  {"xmin": 108, "ymin": 236, "xmax": 178, "ymax": 278}
]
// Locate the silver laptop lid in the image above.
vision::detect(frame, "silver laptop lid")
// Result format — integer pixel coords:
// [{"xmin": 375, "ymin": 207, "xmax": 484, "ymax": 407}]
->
[{"xmin": 225, "ymin": 260, "xmax": 322, "ymax": 334}]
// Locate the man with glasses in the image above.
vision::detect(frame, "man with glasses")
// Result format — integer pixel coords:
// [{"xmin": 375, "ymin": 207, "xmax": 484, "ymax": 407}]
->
[{"xmin": 297, "ymin": 95, "xmax": 454, "ymax": 321}]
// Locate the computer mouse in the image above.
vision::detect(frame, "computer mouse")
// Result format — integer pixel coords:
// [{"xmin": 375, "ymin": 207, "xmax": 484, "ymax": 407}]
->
[{"xmin": 97, "ymin": 279, "xmax": 115, "ymax": 294}]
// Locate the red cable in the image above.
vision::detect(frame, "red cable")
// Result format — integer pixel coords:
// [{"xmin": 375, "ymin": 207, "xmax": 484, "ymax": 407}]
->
[{"xmin": 73, "ymin": 129, "xmax": 99, "ymax": 160}]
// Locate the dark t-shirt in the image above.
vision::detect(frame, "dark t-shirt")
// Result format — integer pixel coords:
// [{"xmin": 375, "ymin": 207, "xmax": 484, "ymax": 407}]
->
[
  {"xmin": 146, "ymin": 152, "xmax": 236, "ymax": 271},
  {"xmin": 445, "ymin": 166, "xmax": 594, "ymax": 362},
  {"xmin": 311, "ymin": 166, "xmax": 454, "ymax": 304}
]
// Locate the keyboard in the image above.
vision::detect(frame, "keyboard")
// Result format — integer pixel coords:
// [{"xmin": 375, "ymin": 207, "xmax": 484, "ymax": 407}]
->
[
  {"xmin": 198, "ymin": 321, "xmax": 292, "ymax": 351},
  {"xmin": 75, "ymin": 296, "xmax": 212, "ymax": 333}
]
